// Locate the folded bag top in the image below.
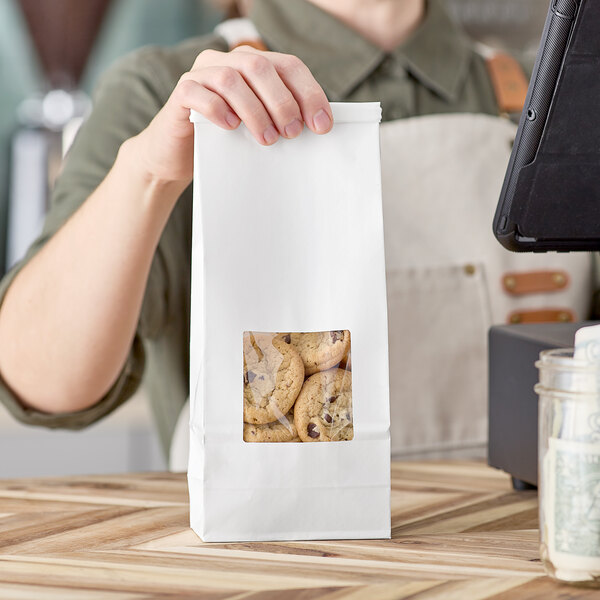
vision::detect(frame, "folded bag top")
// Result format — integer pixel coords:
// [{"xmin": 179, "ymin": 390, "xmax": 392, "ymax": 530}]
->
[{"xmin": 190, "ymin": 101, "xmax": 382, "ymax": 125}]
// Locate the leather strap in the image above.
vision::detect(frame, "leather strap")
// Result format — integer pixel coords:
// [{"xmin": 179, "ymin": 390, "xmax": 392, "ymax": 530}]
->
[
  {"xmin": 230, "ymin": 39, "xmax": 268, "ymax": 51},
  {"xmin": 486, "ymin": 53, "xmax": 529, "ymax": 115},
  {"xmin": 508, "ymin": 309, "xmax": 575, "ymax": 324},
  {"xmin": 502, "ymin": 270, "xmax": 569, "ymax": 295}
]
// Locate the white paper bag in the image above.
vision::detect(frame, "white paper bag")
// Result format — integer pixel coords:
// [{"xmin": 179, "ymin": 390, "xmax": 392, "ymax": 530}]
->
[{"xmin": 188, "ymin": 102, "xmax": 390, "ymax": 542}]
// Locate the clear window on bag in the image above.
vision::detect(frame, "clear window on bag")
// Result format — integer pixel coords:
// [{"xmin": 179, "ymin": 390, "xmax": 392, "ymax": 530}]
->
[{"xmin": 243, "ymin": 331, "xmax": 353, "ymax": 443}]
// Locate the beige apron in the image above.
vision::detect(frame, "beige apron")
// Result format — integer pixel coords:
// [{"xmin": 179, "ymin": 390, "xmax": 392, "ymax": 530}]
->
[{"xmin": 381, "ymin": 113, "xmax": 592, "ymax": 458}]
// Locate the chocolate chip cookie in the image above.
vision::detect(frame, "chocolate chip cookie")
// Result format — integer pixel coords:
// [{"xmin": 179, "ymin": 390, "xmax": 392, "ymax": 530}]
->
[
  {"xmin": 282, "ymin": 330, "xmax": 350, "ymax": 376},
  {"xmin": 243, "ymin": 411, "xmax": 299, "ymax": 443},
  {"xmin": 243, "ymin": 332, "xmax": 304, "ymax": 425},
  {"xmin": 294, "ymin": 367, "xmax": 353, "ymax": 442}
]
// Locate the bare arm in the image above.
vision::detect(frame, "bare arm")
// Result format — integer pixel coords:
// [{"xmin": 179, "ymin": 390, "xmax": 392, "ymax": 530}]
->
[
  {"xmin": 0, "ymin": 142, "xmax": 182, "ymax": 412},
  {"xmin": 0, "ymin": 46, "xmax": 332, "ymax": 414}
]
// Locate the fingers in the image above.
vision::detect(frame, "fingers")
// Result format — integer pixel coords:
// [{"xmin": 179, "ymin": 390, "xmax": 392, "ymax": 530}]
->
[
  {"xmin": 225, "ymin": 50, "xmax": 305, "ymax": 140},
  {"xmin": 266, "ymin": 51, "xmax": 333, "ymax": 135},
  {"xmin": 172, "ymin": 78, "xmax": 241, "ymax": 134},
  {"xmin": 181, "ymin": 67, "xmax": 282, "ymax": 145},
  {"xmin": 181, "ymin": 47, "xmax": 332, "ymax": 145},
  {"xmin": 230, "ymin": 46, "xmax": 333, "ymax": 136}
]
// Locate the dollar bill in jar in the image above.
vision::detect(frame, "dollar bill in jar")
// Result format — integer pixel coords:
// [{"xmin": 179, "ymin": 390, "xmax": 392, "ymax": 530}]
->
[
  {"xmin": 537, "ymin": 342, "xmax": 600, "ymax": 586},
  {"xmin": 543, "ymin": 438, "xmax": 600, "ymax": 582}
]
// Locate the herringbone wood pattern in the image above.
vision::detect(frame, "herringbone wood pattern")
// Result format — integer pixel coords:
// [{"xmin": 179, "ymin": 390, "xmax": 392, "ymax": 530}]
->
[{"xmin": 0, "ymin": 461, "xmax": 591, "ymax": 599}]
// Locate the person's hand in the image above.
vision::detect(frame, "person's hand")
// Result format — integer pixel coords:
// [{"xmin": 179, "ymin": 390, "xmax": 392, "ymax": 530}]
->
[{"xmin": 132, "ymin": 46, "xmax": 333, "ymax": 187}]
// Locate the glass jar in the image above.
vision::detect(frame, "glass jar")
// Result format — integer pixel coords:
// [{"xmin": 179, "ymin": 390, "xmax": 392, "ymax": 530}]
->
[{"xmin": 536, "ymin": 348, "xmax": 600, "ymax": 586}]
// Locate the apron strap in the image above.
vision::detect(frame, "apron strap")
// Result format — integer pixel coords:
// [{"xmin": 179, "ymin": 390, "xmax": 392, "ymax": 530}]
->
[
  {"xmin": 214, "ymin": 18, "xmax": 268, "ymax": 51},
  {"xmin": 476, "ymin": 43, "xmax": 529, "ymax": 116},
  {"xmin": 486, "ymin": 53, "xmax": 529, "ymax": 115}
]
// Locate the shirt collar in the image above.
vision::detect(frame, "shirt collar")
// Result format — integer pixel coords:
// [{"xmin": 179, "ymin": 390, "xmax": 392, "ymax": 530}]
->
[
  {"xmin": 396, "ymin": 0, "xmax": 472, "ymax": 102},
  {"xmin": 250, "ymin": 0, "xmax": 472, "ymax": 102}
]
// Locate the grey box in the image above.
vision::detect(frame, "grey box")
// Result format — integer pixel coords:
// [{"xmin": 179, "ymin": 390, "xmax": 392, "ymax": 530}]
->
[{"xmin": 487, "ymin": 322, "xmax": 595, "ymax": 487}]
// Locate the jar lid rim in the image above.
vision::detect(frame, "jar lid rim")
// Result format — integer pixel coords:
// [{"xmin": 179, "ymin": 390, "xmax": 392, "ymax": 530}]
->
[{"xmin": 538, "ymin": 348, "xmax": 599, "ymax": 370}]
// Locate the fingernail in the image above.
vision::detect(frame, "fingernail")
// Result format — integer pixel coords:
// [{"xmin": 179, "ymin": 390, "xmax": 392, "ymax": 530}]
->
[
  {"xmin": 312, "ymin": 109, "xmax": 332, "ymax": 134},
  {"xmin": 263, "ymin": 124, "xmax": 279, "ymax": 145},
  {"xmin": 225, "ymin": 112, "xmax": 240, "ymax": 128},
  {"xmin": 284, "ymin": 118, "xmax": 303, "ymax": 138}
]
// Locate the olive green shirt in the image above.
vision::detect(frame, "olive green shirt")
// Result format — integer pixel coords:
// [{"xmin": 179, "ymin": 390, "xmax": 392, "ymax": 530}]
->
[{"xmin": 0, "ymin": 0, "xmax": 500, "ymax": 457}]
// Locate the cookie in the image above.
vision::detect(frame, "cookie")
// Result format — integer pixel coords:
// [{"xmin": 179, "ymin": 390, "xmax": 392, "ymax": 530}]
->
[
  {"xmin": 283, "ymin": 330, "xmax": 350, "ymax": 376},
  {"xmin": 243, "ymin": 411, "xmax": 298, "ymax": 443},
  {"xmin": 294, "ymin": 368, "xmax": 353, "ymax": 442},
  {"xmin": 243, "ymin": 332, "xmax": 304, "ymax": 424}
]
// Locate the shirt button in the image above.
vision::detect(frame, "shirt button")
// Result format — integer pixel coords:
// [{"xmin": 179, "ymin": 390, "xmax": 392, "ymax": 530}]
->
[
  {"xmin": 464, "ymin": 264, "xmax": 477, "ymax": 276},
  {"xmin": 391, "ymin": 63, "xmax": 408, "ymax": 79},
  {"xmin": 381, "ymin": 55, "xmax": 396, "ymax": 73}
]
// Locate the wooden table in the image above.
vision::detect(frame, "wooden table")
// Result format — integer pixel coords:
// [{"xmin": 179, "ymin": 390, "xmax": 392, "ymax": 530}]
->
[{"xmin": 0, "ymin": 461, "xmax": 594, "ymax": 599}]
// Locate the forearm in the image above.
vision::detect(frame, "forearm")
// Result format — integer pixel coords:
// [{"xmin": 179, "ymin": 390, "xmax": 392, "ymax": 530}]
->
[
  {"xmin": 0, "ymin": 42, "xmax": 333, "ymax": 416},
  {"xmin": 0, "ymin": 137, "xmax": 187, "ymax": 413}
]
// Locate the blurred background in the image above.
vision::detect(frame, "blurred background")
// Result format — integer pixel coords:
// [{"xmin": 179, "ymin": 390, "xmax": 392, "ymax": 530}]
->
[{"xmin": 0, "ymin": 0, "xmax": 551, "ymax": 478}]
